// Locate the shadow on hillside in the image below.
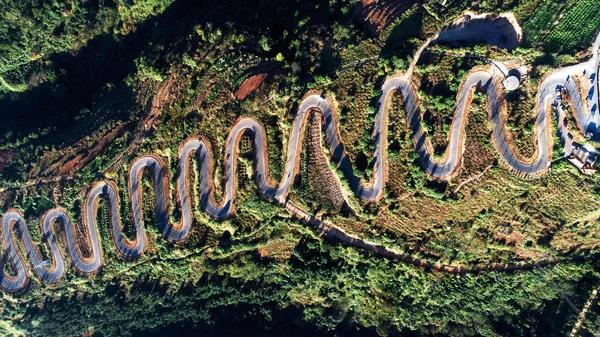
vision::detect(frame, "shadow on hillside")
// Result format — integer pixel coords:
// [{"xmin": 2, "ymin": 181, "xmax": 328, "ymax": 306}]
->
[
  {"xmin": 379, "ymin": 9, "xmax": 423, "ymax": 59},
  {"xmin": 0, "ymin": 0, "xmax": 328, "ymax": 148}
]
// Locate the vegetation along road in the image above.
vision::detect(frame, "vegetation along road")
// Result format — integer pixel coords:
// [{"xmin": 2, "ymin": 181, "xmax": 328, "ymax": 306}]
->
[{"xmin": 2, "ymin": 22, "xmax": 600, "ymax": 294}]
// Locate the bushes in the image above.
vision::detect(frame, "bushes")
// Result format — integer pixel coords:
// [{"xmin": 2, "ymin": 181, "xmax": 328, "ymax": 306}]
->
[
  {"xmin": 134, "ymin": 57, "xmax": 165, "ymax": 82},
  {"xmin": 523, "ymin": 0, "xmax": 600, "ymax": 53},
  {"xmin": 543, "ymin": 0, "xmax": 600, "ymax": 53},
  {"xmin": 259, "ymin": 36, "xmax": 272, "ymax": 52},
  {"xmin": 0, "ymin": 0, "xmax": 175, "ymax": 94}
]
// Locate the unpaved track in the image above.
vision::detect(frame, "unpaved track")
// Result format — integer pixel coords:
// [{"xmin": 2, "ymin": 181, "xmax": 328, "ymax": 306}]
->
[{"xmin": 1, "ymin": 30, "xmax": 599, "ymax": 293}]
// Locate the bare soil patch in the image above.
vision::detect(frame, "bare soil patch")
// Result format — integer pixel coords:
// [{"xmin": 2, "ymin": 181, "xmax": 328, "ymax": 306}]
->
[
  {"xmin": 436, "ymin": 12, "xmax": 523, "ymax": 50},
  {"xmin": 352, "ymin": 0, "xmax": 419, "ymax": 36},
  {"xmin": 496, "ymin": 231, "xmax": 525, "ymax": 246},
  {"xmin": 56, "ymin": 122, "xmax": 129, "ymax": 175},
  {"xmin": 235, "ymin": 73, "xmax": 269, "ymax": 101},
  {"xmin": 0, "ymin": 147, "xmax": 15, "ymax": 172}
]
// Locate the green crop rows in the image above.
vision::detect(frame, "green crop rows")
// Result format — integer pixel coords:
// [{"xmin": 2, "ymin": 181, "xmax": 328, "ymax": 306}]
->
[{"xmin": 544, "ymin": 0, "xmax": 600, "ymax": 53}]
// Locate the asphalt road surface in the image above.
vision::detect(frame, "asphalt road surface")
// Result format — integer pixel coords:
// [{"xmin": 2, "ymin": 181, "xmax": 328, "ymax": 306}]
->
[{"xmin": 1, "ymin": 31, "xmax": 599, "ymax": 293}]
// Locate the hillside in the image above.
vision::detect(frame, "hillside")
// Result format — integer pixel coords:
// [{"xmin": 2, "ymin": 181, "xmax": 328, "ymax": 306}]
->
[{"xmin": 1, "ymin": 0, "xmax": 600, "ymax": 336}]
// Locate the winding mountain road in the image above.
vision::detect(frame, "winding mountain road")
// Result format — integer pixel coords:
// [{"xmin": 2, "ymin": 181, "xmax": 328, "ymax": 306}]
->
[{"xmin": 2, "ymin": 29, "xmax": 600, "ymax": 293}]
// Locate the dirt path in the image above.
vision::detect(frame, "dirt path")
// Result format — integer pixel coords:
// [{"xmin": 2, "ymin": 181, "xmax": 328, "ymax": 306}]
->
[
  {"xmin": 570, "ymin": 288, "xmax": 599, "ymax": 337},
  {"xmin": 285, "ymin": 200, "xmax": 570, "ymax": 274},
  {"xmin": 103, "ymin": 73, "xmax": 177, "ymax": 174}
]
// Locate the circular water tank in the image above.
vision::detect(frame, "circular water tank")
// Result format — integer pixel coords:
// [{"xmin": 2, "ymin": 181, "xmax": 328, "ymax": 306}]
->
[{"xmin": 503, "ymin": 75, "xmax": 520, "ymax": 91}]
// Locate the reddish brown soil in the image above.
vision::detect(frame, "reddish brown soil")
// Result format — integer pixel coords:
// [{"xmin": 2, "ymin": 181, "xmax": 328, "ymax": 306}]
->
[
  {"xmin": 496, "ymin": 231, "xmax": 525, "ymax": 246},
  {"xmin": 235, "ymin": 73, "xmax": 269, "ymax": 101},
  {"xmin": 256, "ymin": 238, "xmax": 297, "ymax": 262},
  {"xmin": 59, "ymin": 154, "xmax": 84, "ymax": 175},
  {"xmin": 57, "ymin": 123, "xmax": 128, "ymax": 175},
  {"xmin": 0, "ymin": 147, "xmax": 15, "ymax": 172},
  {"xmin": 352, "ymin": 0, "xmax": 420, "ymax": 36}
]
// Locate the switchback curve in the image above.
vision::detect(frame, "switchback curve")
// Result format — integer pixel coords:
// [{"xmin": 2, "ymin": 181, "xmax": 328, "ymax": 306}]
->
[{"xmin": 1, "ymin": 30, "xmax": 600, "ymax": 293}]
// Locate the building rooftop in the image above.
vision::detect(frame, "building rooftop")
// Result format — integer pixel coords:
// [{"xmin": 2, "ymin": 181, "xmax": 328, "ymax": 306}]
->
[{"xmin": 568, "ymin": 143, "xmax": 597, "ymax": 174}]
